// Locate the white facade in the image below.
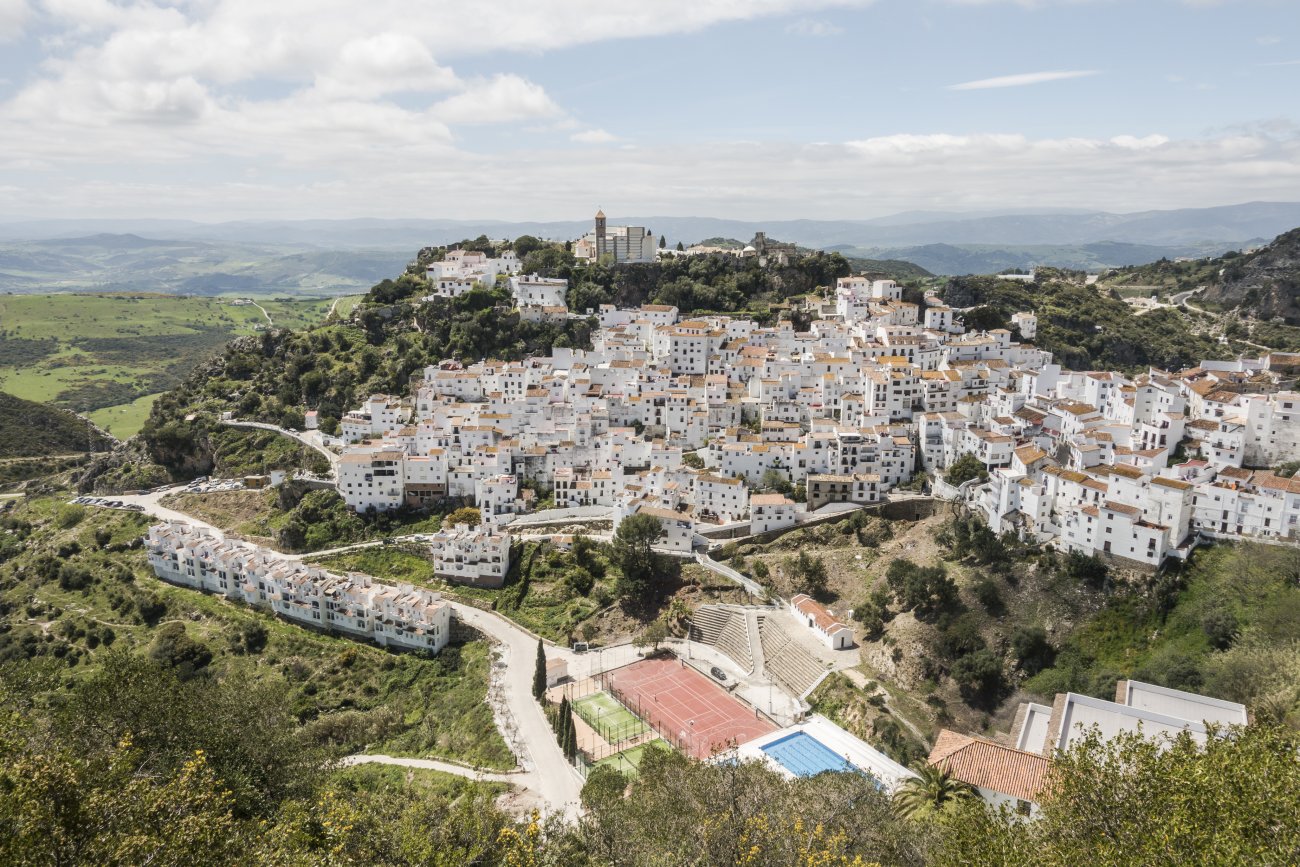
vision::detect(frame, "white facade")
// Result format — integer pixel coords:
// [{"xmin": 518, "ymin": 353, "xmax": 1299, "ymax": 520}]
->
[{"xmin": 147, "ymin": 522, "xmax": 451, "ymax": 653}]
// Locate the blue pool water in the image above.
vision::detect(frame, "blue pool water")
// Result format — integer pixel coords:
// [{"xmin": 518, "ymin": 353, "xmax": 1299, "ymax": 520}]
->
[{"xmin": 760, "ymin": 731, "xmax": 855, "ymax": 777}]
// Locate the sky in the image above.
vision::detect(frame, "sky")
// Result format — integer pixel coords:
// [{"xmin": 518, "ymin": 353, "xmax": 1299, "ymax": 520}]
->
[{"xmin": 0, "ymin": 0, "xmax": 1297, "ymax": 222}]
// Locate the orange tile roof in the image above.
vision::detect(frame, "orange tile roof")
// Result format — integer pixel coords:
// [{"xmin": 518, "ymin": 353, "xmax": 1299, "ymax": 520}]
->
[{"xmin": 928, "ymin": 730, "xmax": 1051, "ymax": 803}]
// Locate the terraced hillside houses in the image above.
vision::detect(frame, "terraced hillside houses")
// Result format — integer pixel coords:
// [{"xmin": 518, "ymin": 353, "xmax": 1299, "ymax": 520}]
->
[{"xmin": 325, "ymin": 271, "xmax": 1300, "ymax": 567}]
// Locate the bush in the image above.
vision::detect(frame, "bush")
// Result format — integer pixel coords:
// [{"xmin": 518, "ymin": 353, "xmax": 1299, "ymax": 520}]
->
[
  {"xmin": 971, "ymin": 577, "xmax": 1004, "ymax": 614},
  {"xmin": 1201, "ymin": 608, "xmax": 1239, "ymax": 650},
  {"xmin": 886, "ymin": 559, "xmax": 958, "ymax": 618},
  {"xmin": 951, "ymin": 649, "xmax": 1006, "ymax": 708},
  {"xmin": 57, "ymin": 563, "xmax": 93, "ymax": 592},
  {"xmin": 54, "ymin": 504, "xmax": 86, "ymax": 529},
  {"xmin": 937, "ymin": 614, "xmax": 987, "ymax": 660},
  {"xmin": 1010, "ymin": 625, "xmax": 1056, "ymax": 675},
  {"xmin": 149, "ymin": 622, "xmax": 212, "ymax": 680}
]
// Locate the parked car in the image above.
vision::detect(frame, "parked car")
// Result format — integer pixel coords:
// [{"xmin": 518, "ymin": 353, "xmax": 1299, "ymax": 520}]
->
[{"xmin": 710, "ymin": 666, "xmax": 727, "ymax": 682}]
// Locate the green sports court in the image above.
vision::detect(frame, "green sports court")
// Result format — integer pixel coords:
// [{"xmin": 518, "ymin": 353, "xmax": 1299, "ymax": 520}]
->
[{"xmin": 572, "ymin": 691, "xmax": 650, "ymax": 743}]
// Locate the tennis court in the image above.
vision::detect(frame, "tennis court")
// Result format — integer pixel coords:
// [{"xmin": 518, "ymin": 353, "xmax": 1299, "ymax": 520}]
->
[
  {"xmin": 602, "ymin": 655, "xmax": 777, "ymax": 759},
  {"xmin": 593, "ymin": 739, "xmax": 670, "ymax": 776},
  {"xmin": 572, "ymin": 691, "xmax": 651, "ymax": 743}
]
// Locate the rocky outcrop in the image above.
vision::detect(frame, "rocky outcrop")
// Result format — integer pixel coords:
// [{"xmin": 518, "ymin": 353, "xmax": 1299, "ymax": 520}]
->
[{"xmin": 1202, "ymin": 227, "xmax": 1300, "ymax": 324}]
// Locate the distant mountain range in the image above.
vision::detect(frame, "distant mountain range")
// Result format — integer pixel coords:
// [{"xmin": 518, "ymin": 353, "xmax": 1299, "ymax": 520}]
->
[{"xmin": 1, "ymin": 201, "xmax": 1297, "ymax": 286}]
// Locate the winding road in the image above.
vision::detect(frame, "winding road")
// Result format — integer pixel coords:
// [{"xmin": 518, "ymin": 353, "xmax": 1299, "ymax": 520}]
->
[{"xmin": 85, "ymin": 487, "xmax": 585, "ymax": 820}]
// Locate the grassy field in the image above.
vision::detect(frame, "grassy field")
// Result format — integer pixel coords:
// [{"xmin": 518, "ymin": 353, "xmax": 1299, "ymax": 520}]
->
[
  {"xmin": 86, "ymin": 391, "xmax": 164, "ymax": 439},
  {"xmin": 0, "ymin": 292, "xmax": 338, "ymax": 437},
  {"xmin": 573, "ymin": 691, "xmax": 651, "ymax": 743}
]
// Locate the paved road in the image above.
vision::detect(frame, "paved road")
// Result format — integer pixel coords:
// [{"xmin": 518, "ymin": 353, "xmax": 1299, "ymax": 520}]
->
[
  {"xmin": 221, "ymin": 419, "xmax": 340, "ymax": 473},
  {"xmin": 449, "ymin": 602, "xmax": 584, "ymax": 821},
  {"xmin": 87, "ymin": 486, "xmax": 221, "ymax": 530}
]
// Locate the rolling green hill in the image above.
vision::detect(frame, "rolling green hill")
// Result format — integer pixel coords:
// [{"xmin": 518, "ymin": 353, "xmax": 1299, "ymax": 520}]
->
[
  {"xmin": 0, "ymin": 292, "xmax": 358, "ymax": 438},
  {"xmin": 0, "ymin": 391, "xmax": 113, "ymax": 458}
]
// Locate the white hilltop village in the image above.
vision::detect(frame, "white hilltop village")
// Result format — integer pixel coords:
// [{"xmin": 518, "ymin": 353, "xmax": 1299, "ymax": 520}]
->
[{"xmin": 140, "ymin": 209, "xmax": 1300, "ymax": 817}]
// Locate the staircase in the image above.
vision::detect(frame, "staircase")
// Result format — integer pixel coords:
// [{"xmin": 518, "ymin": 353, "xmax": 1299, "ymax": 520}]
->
[{"xmin": 756, "ymin": 615, "xmax": 828, "ymax": 698}]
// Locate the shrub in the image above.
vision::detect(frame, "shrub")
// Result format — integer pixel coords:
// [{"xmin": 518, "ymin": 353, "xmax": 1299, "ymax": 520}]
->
[
  {"xmin": 972, "ymin": 577, "xmax": 1004, "ymax": 614},
  {"xmin": 57, "ymin": 563, "xmax": 93, "ymax": 592},
  {"xmin": 937, "ymin": 614, "xmax": 987, "ymax": 660},
  {"xmin": 1010, "ymin": 625, "xmax": 1056, "ymax": 675},
  {"xmin": 55, "ymin": 504, "xmax": 86, "ymax": 529},
  {"xmin": 951, "ymin": 649, "xmax": 1006, "ymax": 708},
  {"xmin": 149, "ymin": 622, "xmax": 213, "ymax": 680},
  {"xmin": 1201, "ymin": 608, "xmax": 1239, "ymax": 650}
]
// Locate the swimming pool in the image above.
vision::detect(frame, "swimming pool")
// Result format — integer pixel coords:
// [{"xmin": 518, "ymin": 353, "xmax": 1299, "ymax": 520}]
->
[{"xmin": 760, "ymin": 731, "xmax": 855, "ymax": 777}]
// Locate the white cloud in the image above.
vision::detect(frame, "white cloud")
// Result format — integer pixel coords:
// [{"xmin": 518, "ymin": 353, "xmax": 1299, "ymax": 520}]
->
[
  {"xmin": 1258, "ymin": 59, "xmax": 1300, "ymax": 67},
  {"xmin": 785, "ymin": 18, "xmax": 844, "ymax": 36},
  {"xmin": 1256, "ymin": 35, "xmax": 1281, "ymax": 45},
  {"xmin": 431, "ymin": 75, "xmax": 562, "ymax": 125},
  {"xmin": 947, "ymin": 69, "xmax": 1099, "ymax": 90},
  {"xmin": 2, "ymin": 127, "xmax": 1296, "ymax": 222},
  {"xmin": 571, "ymin": 128, "xmax": 618, "ymax": 144},
  {"xmin": 1109, "ymin": 134, "xmax": 1170, "ymax": 150},
  {"xmin": 0, "ymin": 0, "xmax": 29, "ymax": 41}
]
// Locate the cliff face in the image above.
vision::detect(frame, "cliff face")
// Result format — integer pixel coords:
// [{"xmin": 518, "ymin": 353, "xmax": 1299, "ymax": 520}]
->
[{"xmin": 1203, "ymin": 228, "xmax": 1300, "ymax": 324}]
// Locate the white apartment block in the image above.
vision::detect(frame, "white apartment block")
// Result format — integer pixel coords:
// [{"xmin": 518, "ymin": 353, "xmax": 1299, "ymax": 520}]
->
[
  {"xmin": 147, "ymin": 522, "xmax": 451, "ymax": 652},
  {"xmin": 427, "ymin": 524, "xmax": 512, "ymax": 587}
]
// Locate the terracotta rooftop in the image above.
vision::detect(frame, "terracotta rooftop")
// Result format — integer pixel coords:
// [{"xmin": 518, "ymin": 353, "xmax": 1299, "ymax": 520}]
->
[{"xmin": 928, "ymin": 730, "xmax": 1051, "ymax": 803}]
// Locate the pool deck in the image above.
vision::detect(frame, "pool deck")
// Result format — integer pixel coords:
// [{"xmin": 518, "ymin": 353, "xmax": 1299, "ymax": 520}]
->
[{"xmin": 724, "ymin": 714, "xmax": 917, "ymax": 792}]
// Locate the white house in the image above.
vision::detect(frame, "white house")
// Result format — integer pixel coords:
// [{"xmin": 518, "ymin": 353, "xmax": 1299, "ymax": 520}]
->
[
  {"xmin": 789, "ymin": 594, "xmax": 854, "ymax": 650},
  {"xmin": 750, "ymin": 494, "xmax": 796, "ymax": 535}
]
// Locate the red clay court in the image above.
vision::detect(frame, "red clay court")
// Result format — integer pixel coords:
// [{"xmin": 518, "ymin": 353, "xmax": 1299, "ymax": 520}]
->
[{"xmin": 601, "ymin": 655, "xmax": 777, "ymax": 759}]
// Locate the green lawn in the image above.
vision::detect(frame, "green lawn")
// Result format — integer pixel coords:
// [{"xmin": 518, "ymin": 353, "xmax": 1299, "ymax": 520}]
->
[
  {"xmin": 87, "ymin": 391, "xmax": 164, "ymax": 439},
  {"xmin": 573, "ymin": 691, "xmax": 650, "ymax": 743},
  {"xmin": 593, "ymin": 739, "xmax": 670, "ymax": 777}
]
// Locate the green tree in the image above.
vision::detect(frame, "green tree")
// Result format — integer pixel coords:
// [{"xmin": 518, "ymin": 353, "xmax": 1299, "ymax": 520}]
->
[
  {"xmin": 675, "ymin": 241, "xmax": 684, "ymax": 252},
  {"xmin": 445, "ymin": 505, "xmax": 482, "ymax": 527},
  {"xmin": 1010, "ymin": 625, "xmax": 1055, "ymax": 675},
  {"xmin": 533, "ymin": 638, "xmax": 548, "ymax": 700},
  {"xmin": 893, "ymin": 763, "xmax": 974, "ymax": 820},
  {"xmin": 513, "ymin": 234, "xmax": 545, "ymax": 258},
  {"xmin": 612, "ymin": 513, "xmax": 667, "ymax": 604},
  {"xmin": 950, "ymin": 649, "xmax": 1006, "ymax": 708},
  {"xmin": 936, "ymin": 724, "xmax": 1300, "ymax": 866},
  {"xmin": 886, "ymin": 559, "xmax": 958, "ymax": 618},
  {"xmin": 944, "ymin": 453, "xmax": 988, "ymax": 486},
  {"xmin": 786, "ymin": 550, "xmax": 829, "ymax": 597},
  {"xmin": 636, "ymin": 619, "xmax": 670, "ymax": 651}
]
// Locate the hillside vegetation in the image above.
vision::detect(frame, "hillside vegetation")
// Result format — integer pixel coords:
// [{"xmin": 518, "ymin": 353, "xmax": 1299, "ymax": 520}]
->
[
  {"xmin": 1100, "ymin": 227, "xmax": 1300, "ymax": 351},
  {"xmin": 0, "ymin": 293, "xmax": 350, "ymax": 438},
  {"xmin": 0, "ymin": 391, "xmax": 113, "ymax": 458},
  {"xmin": 943, "ymin": 268, "xmax": 1227, "ymax": 372},
  {"xmin": 0, "ymin": 493, "xmax": 512, "ymax": 770}
]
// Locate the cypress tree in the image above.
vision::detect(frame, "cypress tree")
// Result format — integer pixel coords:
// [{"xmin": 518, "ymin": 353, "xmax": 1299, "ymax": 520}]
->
[{"xmin": 532, "ymin": 639, "xmax": 547, "ymax": 700}]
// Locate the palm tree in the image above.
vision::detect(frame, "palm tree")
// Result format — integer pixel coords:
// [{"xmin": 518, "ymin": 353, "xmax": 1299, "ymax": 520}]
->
[{"xmin": 893, "ymin": 763, "xmax": 974, "ymax": 820}]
